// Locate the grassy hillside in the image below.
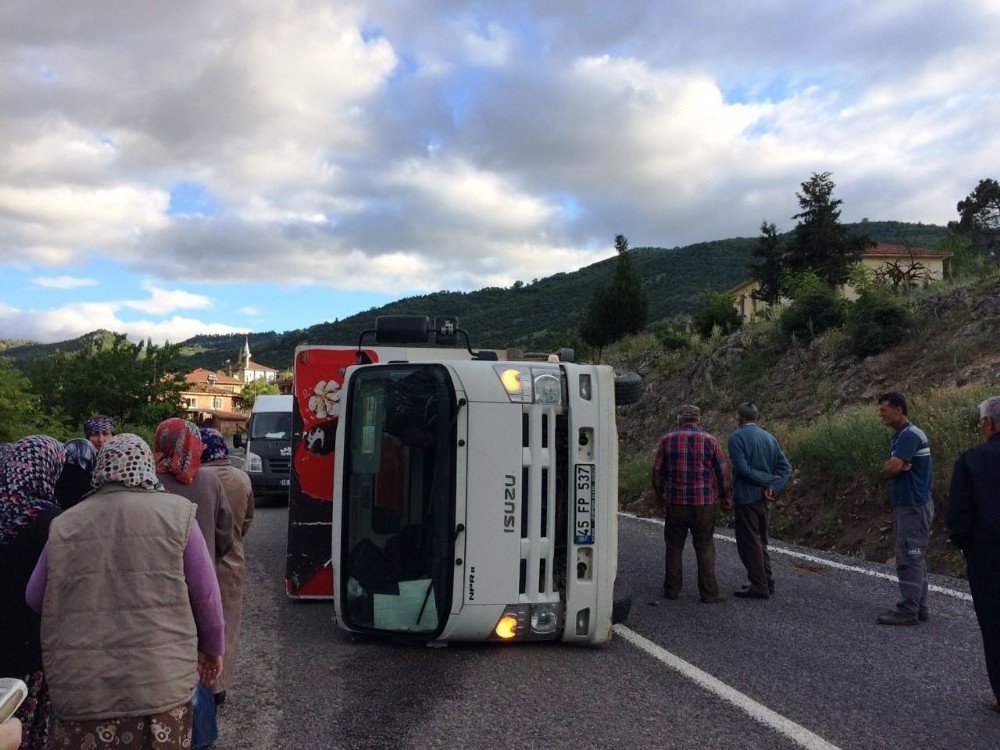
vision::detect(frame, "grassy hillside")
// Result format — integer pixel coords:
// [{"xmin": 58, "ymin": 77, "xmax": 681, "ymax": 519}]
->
[
  {"xmin": 612, "ymin": 269, "xmax": 999, "ymax": 577},
  {"xmin": 5, "ymin": 220, "xmax": 948, "ymax": 372}
]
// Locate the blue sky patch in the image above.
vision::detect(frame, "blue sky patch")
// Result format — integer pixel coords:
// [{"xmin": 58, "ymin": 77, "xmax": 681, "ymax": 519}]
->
[{"xmin": 168, "ymin": 182, "xmax": 219, "ymax": 217}]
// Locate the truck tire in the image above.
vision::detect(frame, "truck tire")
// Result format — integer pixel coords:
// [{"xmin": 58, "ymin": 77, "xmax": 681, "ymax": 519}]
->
[
  {"xmin": 614, "ymin": 370, "xmax": 642, "ymax": 406},
  {"xmin": 612, "ymin": 578, "xmax": 632, "ymax": 624}
]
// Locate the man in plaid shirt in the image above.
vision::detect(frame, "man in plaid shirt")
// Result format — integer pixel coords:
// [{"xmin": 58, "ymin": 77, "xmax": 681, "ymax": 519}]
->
[{"xmin": 651, "ymin": 404, "xmax": 733, "ymax": 603}]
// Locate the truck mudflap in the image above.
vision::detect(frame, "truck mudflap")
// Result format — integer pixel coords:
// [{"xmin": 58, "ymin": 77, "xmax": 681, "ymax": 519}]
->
[{"xmin": 287, "ymin": 347, "xmax": 381, "ymax": 598}]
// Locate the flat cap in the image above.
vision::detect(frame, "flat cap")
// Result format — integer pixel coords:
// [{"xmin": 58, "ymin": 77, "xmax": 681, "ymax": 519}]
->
[{"xmin": 677, "ymin": 404, "xmax": 701, "ymax": 421}]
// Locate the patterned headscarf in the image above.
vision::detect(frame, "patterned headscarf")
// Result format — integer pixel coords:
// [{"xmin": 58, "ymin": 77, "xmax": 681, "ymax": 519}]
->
[
  {"xmin": 91, "ymin": 433, "xmax": 160, "ymax": 491},
  {"xmin": 84, "ymin": 415, "xmax": 116, "ymax": 437},
  {"xmin": 199, "ymin": 428, "xmax": 230, "ymax": 464},
  {"xmin": 154, "ymin": 418, "xmax": 203, "ymax": 485},
  {"xmin": 0, "ymin": 435, "xmax": 65, "ymax": 546},
  {"xmin": 64, "ymin": 438, "xmax": 98, "ymax": 472},
  {"xmin": 0, "ymin": 442, "xmax": 13, "ymax": 467}
]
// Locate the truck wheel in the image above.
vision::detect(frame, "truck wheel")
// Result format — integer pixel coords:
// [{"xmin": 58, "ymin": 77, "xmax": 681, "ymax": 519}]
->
[
  {"xmin": 612, "ymin": 578, "xmax": 632, "ymax": 624},
  {"xmin": 614, "ymin": 370, "xmax": 642, "ymax": 406}
]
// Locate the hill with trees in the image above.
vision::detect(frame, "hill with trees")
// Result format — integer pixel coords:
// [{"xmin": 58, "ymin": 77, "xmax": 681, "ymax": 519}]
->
[{"xmin": 2, "ymin": 220, "xmax": 949, "ymax": 374}]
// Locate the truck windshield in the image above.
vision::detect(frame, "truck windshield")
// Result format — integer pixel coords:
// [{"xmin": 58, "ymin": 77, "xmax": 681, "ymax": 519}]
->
[
  {"xmin": 341, "ymin": 364, "xmax": 456, "ymax": 636},
  {"xmin": 249, "ymin": 412, "xmax": 291, "ymax": 440}
]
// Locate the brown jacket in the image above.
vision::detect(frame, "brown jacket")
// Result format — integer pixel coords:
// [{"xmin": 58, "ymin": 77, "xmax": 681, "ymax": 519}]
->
[
  {"xmin": 41, "ymin": 485, "xmax": 199, "ymax": 720},
  {"xmin": 201, "ymin": 461, "xmax": 254, "ymax": 692},
  {"xmin": 158, "ymin": 469, "xmax": 235, "ymax": 563}
]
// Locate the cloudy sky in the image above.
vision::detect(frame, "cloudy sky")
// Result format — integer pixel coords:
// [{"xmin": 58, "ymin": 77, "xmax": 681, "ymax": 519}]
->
[{"xmin": 1, "ymin": 1, "xmax": 997, "ymax": 344}]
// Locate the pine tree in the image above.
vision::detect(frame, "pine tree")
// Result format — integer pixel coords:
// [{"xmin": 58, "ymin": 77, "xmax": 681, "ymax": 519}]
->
[
  {"xmin": 748, "ymin": 221, "xmax": 785, "ymax": 304},
  {"xmin": 788, "ymin": 172, "xmax": 871, "ymax": 286},
  {"xmin": 580, "ymin": 234, "xmax": 649, "ymax": 359}
]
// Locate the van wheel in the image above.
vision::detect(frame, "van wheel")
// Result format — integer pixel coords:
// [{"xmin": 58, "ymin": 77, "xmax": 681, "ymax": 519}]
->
[
  {"xmin": 612, "ymin": 578, "xmax": 632, "ymax": 624},
  {"xmin": 614, "ymin": 370, "xmax": 642, "ymax": 406}
]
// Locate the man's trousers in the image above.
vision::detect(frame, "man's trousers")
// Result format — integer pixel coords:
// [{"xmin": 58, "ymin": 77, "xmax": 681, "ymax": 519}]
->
[
  {"xmin": 967, "ymin": 543, "xmax": 1000, "ymax": 701},
  {"xmin": 734, "ymin": 500, "xmax": 773, "ymax": 595},
  {"xmin": 663, "ymin": 503, "xmax": 721, "ymax": 600}
]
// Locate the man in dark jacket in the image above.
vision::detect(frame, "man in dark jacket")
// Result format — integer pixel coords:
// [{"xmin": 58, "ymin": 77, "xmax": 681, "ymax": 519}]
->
[
  {"xmin": 947, "ymin": 395, "xmax": 1000, "ymax": 713},
  {"xmin": 728, "ymin": 403, "xmax": 792, "ymax": 599}
]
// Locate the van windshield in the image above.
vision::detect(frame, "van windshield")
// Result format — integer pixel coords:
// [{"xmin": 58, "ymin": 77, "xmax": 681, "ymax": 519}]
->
[
  {"xmin": 249, "ymin": 412, "xmax": 291, "ymax": 440},
  {"xmin": 341, "ymin": 364, "xmax": 456, "ymax": 635}
]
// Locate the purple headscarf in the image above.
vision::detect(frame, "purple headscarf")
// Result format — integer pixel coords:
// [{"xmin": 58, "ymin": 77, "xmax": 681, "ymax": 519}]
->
[
  {"xmin": 0, "ymin": 435, "xmax": 65, "ymax": 546},
  {"xmin": 199, "ymin": 428, "xmax": 229, "ymax": 464},
  {"xmin": 84, "ymin": 415, "xmax": 115, "ymax": 437}
]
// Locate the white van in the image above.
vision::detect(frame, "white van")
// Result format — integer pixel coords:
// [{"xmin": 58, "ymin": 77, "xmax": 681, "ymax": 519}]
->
[{"xmin": 235, "ymin": 394, "xmax": 293, "ymax": 502}]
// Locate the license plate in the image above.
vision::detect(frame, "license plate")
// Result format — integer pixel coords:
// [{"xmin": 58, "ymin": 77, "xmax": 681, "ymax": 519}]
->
[
  {"xmin": 279, "ymin": 478, "xmax": 290, "ymax": 487},
  {"xmin": 574, "ymin": 464, "xmax": 595, "ymax": 544}
]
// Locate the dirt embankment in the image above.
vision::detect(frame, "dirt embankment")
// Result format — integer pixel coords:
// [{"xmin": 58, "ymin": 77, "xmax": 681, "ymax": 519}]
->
[{"xmin": 615, "ymin": 274, "xmax": 1000, "ymax": 577}]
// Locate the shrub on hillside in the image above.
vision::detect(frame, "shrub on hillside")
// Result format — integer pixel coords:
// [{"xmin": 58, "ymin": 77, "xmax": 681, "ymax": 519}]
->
[
  {"xmin": 618, "ymin": 452, "xmax": 653, "ymax": 507},
  {"xmin": 693, "ymin": 289, "xmax": 742, "ymax": 338},
  {"xmin": 785, "ymin": 382, "xmax": 993, "ymax": 498},
  {"xmin": 650, "ymin": 321, "xmax": 691, "ymax": 351},
  {"xmin": 779, "ymin": 272, "xmax": 846, "ymax": 340},
  {"xmin": 845, "ymin": 290, "xmax": 911, "ymax": 357}
]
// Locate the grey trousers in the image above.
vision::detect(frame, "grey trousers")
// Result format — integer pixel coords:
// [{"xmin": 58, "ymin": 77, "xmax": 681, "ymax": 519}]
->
[{"xmin": 893, "ymin": 501, "xmax": 934, "ymax": 615}]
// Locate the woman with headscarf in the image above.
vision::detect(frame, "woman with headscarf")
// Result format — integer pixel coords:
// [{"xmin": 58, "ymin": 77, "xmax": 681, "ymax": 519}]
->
[
  {"xmin": 153, "ymin": 419, "xmax": 234, "ymax": 566},
  {"xmin": 26, "ymin": 434, "xmax": 225, "ymax": 749},
  {"xmin": 0, "ymin": 435, "xmax": 65, "ymax": 750},
  {"xmin": 53, "ymin": 439, "xmax": 97, "ymax": 510},
  {"xmin": 82, "ymin": 416, "xmax": 115, "ymax": 451},
  {"xmin": 198, "ymin": 428, "xmax": 254, "ymax": 707}
]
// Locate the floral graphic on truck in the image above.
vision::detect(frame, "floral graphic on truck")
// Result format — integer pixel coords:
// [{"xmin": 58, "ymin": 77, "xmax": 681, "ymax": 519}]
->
[{"xmin": 307, "ymin": 380, "xmax": 341, "ymax": 419}]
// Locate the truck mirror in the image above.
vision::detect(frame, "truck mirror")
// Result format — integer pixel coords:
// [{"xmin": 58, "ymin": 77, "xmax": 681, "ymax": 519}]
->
[{"xmin": 233, "ymin": 433, "xmax": 243, "ymax": 449}]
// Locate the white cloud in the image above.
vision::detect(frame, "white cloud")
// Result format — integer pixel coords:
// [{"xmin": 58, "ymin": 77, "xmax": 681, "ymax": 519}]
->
[
  {"xmin": 237, "ymin": 306, "xmax": 260, "ymax": 316},
  {"xmin": 31, "ymin": 275, "xmax": 97, "ymax": 289},
  {"xmin": 0, "ymin": 300, "xmax": 246, "ymax": 345},
  {"xmin": 1, "ymin": 0, "xmax": 999, "ymax": 343},
  {"xmin": 123, "ymin": 282, "xmax": 212, "ymax": 314}
]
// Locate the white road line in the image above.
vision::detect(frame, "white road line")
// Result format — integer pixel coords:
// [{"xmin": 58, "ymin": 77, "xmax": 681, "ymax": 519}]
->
[
  {"xmin": 614, "ymin": 624, "xmax": 842, "ymax": 750},
  {"xmin": 619, "ymin": 512, "xmax": 973, "ymax": 602}
]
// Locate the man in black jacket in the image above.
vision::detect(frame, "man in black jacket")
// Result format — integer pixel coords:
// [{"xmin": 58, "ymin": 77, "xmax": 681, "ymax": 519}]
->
[{"xmin": 947, "ymin": 395, "xmax": 1000, "ymax": 714}]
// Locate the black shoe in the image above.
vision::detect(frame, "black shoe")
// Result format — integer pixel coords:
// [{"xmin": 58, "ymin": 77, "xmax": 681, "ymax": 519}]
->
[
  {"xmin": 734, "ymin": 589, "xmax": 769, "ymax": 599},
  {"xmin": 918, "ymin": 606, "xmax": 929, "ymax": 622},
  {"xmin": 877, "ymin": 610, "xmax": 918, "ymax": 626},
  {"xmin": 741, "ymin": 584, "xmax": 776, "ymax": 596},
  {"xmin": 213, "ymin": 691, "xmax": 227, "ymax": 707},
  {"xmin": 700, "ymin": 594, "xmax": 727, "ymax": 604},
  {"xmin": 662, "ymin": 590, "xmax": 680, "ymax": 600}
]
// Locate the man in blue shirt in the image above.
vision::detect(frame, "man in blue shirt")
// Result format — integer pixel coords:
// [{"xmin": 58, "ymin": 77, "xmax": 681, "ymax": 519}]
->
[
  {"xmin": 877, "ymin": 392, "xmax": 934, "ymax": 626},
  {"xmin": 728, "ymin": 403, "xmax": 792, "ymax": 599}
]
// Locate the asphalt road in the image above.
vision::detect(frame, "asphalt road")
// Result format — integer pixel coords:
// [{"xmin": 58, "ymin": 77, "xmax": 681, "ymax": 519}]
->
[{"xmin": 216, "ymin": 509, "xmax": 998, "ymax": 750}]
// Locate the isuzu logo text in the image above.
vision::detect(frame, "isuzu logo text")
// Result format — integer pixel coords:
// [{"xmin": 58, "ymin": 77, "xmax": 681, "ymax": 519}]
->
[{"xmin": 503, "ymin": 474, "xmax": 516, "ymax": 533}]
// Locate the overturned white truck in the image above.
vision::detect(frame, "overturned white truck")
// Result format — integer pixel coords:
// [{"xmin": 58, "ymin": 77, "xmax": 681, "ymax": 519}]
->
[{"xmin": 295, "ymin": 315, "xmax": 638, "ymax": 644}]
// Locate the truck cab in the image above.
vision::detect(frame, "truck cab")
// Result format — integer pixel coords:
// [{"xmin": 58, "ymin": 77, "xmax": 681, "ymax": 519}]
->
[{"xmin": 330, "ymin": 317, "xmax": 626, "ymax": 644}]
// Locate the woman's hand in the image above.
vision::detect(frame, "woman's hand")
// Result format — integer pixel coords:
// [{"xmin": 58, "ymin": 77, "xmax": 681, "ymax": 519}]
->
[
  {"xmin": 198, "ymin": 652, "xmax": 224, "ymax": 687},
  {"xmin": 0, "ymin": 718, "xmax": 23, "ymax": 750}
]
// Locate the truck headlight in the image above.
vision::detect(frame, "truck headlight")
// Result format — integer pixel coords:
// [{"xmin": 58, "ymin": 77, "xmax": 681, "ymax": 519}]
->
[
  {"xmin": 490, "ymin": 603, "xmax": 562, "ymax": 640},
  {"xmin": 246, "ymin": 451, "xmax": 263, "ymax": 473},
  {"xmin": 494, "ymin": 365, "xmax": 563, "ymax": 406},
  {"xmin": 529, "ymin": 602, "xmax": 560, "ymax": 635}
]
